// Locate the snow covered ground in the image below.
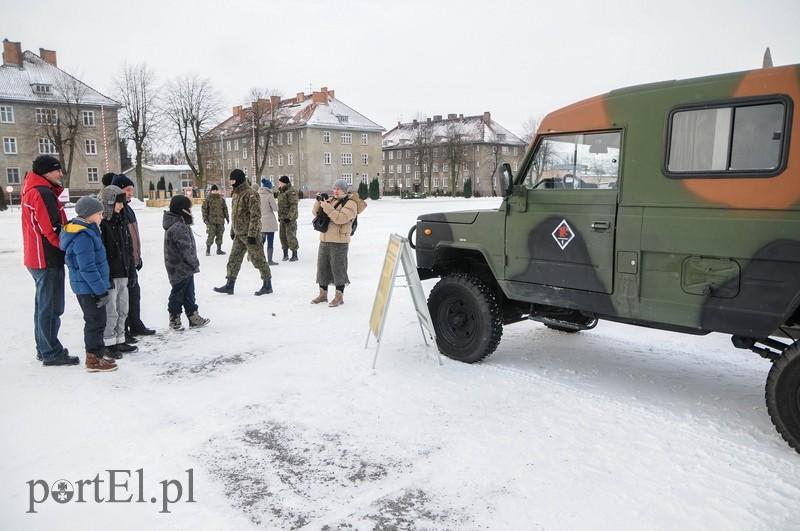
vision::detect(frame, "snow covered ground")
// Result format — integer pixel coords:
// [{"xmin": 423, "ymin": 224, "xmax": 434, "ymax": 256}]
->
[{"xmin": 1, "ymin": 196, "xmax": 800, "ymax": 530}]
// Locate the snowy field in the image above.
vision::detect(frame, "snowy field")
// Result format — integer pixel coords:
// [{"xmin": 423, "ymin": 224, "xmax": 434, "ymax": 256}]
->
[{"xmin": 1, "ymin": 196, "xmax": 800, "ymax": 530}]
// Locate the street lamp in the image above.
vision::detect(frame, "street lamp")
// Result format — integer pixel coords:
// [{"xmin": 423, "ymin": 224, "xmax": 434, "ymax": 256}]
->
[{"xmin": 219, "ymin": 131, "xmax": 226, "ymax": 195}]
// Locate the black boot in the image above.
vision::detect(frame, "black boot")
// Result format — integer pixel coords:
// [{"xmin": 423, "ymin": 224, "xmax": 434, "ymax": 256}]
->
[
  {"xmin": 254, "ymin": 278, "xmax": 273, "ymax": 296},
  {"xmin": 289, "ymin": 249, "xmax": 298, "ymax": 262},
  {"xmin": 206, "ymin": 244, "xmax": 211, "ymax": 256},
  {"xmin": 282, "ymin": 249, "xmax": 289, "ymax": 261},
  {"xmin": 213, "ymin": 278, "xmax": 235, "ymax": 294},
  {"xmin": 216, "ymin": 245, "xmax": 226, "ymax": 255},
  {"xmin": 267, "ymin": 247, "xmax": 279, "ymax": 266}
]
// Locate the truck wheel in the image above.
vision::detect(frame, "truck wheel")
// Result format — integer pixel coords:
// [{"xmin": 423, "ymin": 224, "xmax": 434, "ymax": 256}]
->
[
  {"xmin": 766, "ymin": 343, "xmax": 800, "ymax": 453},
  {"xmin": 428, "ymin": 273, "xmax": 503, "ymax": 363}
]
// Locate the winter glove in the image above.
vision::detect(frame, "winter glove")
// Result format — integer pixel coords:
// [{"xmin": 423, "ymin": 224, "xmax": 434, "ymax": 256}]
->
[
  {"xmin": 136, "ymin": 259, "xmax": 143, "ymax": 271},
  {"xmin": 282, "ymin": 218, "xmax": 291, "ymax": 223},
  {"xmin": 95, "ymin": 292, "xmax": 110, "ymax": 308},
  {"xmin": 127, "ymin": 275, "xmax": 138, "ymax": 288},
  {"xmin": 247, "ymin": 236, "xmax": 257, "ymax": 245},
  {"xmin": 230, "ymin": 231, "xmax": 235, "ymax": 241}
]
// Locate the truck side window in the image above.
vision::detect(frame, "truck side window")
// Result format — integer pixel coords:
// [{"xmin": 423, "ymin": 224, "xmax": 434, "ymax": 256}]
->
[
  {"xmin": 666, "ymin": 100, "xmax": 786, "ymax": 175},
  {"xmin": 524, "ymin": 131, "xmax": 621, "ymax": 190}
]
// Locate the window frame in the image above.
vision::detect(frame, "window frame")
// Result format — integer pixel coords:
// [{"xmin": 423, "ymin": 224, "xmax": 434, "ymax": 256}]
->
[
  {"xmin": 6, "ymin": 167, "xmax": 21, "ymax": 184},
  {"xmin": 85, "ymin": 138, "xmax": 97, "ymax": 155},
  {"xmin": 87, "ymin": 167, "xmax": 99, "ymax": 183},
  {"xmin": 662, "ymin": 94, "xmax": 792, "ymax": 180},
  {"xmin": 3, "ymin": 136, "xmax": 17, "ymax": 154},
  {"xmin": 82, "ymin": 110, "xmax": 95, "ymax": 127},
  {"xmin": 0, "ymin": 105, "xmax": 14, "ymax": 123}
]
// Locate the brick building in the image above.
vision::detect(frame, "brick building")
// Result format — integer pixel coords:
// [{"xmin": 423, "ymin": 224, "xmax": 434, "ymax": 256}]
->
[
  {"xmin": 0, "ymin": 39, "xmax": 120, "ymax": 200},
  {"xmin": 382, "ymin": 112, "xmax": 526, "ymax": 196},
  {"xmin": 201, "ymin": 87, "xmax": 384, "ymax": 197}
]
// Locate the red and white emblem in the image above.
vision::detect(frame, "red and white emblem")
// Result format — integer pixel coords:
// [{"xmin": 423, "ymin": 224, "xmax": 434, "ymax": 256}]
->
[{"xmin": 552, "ymin": 219, "xmax": 575, "ymax": 250}]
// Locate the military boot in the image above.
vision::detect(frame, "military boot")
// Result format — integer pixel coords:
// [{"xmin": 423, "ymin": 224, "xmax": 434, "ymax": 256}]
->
[
  {"xmin": 216, "ymin": 245, "xmax": 226, "ymax": 255},
  {"xmin": 188, "ymin": 312, "xmax": 210, "ymax": 328},
  {"xmin": 328, "ymin": 290, "xmax": 344, "ymax": 307},
  {"xmin": 213, "ymin": 278, "xmax": 235, "ymax": 295},
  {"xmin": 254, "ymin": 278, "xmax": 273, "ymax": 296},
  {"xmin": 289, "ymin": 250, "xmax": 298, "ymax": 262},
  {"xmin": 311, "ymin": 288, "xmax": 328, "ymax": 304},
  {"xmin": 267, "ymin": 247, "xmax": 279, "ymax": 266},
  {"xmin": 206, "ymin": 244, "xmax": 211, "ymax": 256},
  {"xmin": 282, "ymin": 249, "xmax": 289, "ymax": 261}
]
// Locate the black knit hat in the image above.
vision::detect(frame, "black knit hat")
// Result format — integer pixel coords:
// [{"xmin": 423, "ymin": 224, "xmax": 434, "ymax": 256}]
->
[
  {"xmin": 101, "ymin": 172, "xmax": 116, "ymax": 186},
  {"xmin": 32, "ymin": 155, "xmax": 61, "ymax": 176},
  {"xmin": 169, "ymin": 194, "xmax": 193, "ymax": 224},
  {"xmin": 210, "ymin": 184, "xmax": 219, "ymax": 191},
  {"xmin": 229, "ymin": 169, "xmax": 246, "ymax": 186},
  {"xmin": 111, "ymin": 174, "xmax": 135, "ymax": 189},
  {"xmin": 278, "ymin": 175, "xmax": 290, "ymax": 184}
]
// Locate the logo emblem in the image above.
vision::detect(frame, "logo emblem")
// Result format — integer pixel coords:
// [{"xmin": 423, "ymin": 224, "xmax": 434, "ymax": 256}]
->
[
  {"xmin": 552, "ymin": 219, "xmax": 575, "ymax": 250},
  {"xmin": 51, "ymin": 480, "xmax": 74, "ymax": 503}
]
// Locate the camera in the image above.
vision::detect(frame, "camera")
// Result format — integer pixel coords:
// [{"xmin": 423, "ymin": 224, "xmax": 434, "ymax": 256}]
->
[{"xmin": 316, "ymin": 192, "xmax": 329, "ymax": 201}]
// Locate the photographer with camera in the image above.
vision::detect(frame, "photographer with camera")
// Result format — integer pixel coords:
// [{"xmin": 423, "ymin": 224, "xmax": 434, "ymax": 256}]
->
[{"xmin": 310, "ymin": 179, "xmax": 367, "ymax": 307}]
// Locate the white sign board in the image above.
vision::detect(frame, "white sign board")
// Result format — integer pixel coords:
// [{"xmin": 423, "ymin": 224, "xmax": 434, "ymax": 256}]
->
[{"xmin": 57, "ymin": 188, "xmax": 69, "ymax": 203}]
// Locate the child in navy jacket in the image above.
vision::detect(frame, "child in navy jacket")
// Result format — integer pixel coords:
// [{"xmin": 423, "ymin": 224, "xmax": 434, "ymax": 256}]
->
[{"xmin": 60, "ymin": 196, "xmax": 118, "ymax": 372}]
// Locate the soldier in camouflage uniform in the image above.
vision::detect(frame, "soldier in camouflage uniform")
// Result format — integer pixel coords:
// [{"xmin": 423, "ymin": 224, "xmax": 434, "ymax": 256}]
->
[
  {"xmin": 276, "ymin": 175, "xmax": 299, "ymax": 261},
  {"xmin": 201, "ymin": 184, "xmax": 229, "ymax": 256},
  {"xmin": 213, "ymin": 170, "xmax": 272, "ymax": 296}
]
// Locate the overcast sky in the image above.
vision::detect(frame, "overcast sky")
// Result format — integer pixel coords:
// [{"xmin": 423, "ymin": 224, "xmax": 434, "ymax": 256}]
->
[{"xmin": 5, "ymin": 0, "xmax": 800, "ymax": 143}]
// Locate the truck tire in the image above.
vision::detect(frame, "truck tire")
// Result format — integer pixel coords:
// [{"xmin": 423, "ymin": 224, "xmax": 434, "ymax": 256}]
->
[
  {"xmin": 428, "ymin": 273, "xmax": 503, "ymax": 363},
  {"xmin": 766, "ymin": 343, "xmax": 800, "ymax": 453}
]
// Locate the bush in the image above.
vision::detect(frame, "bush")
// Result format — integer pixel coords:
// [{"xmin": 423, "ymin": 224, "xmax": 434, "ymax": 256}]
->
[
  {"xmin": 148, "ymin": 181, "xmax": 155, "ymax": 191},
  {"xmin": 369, "ymin": 178, "xmax": 380, "ymax": 200},
  {"xmin": 463, "ymin": 178, "xmax": 472, "ymax": 198},
  {"xmin": 157, "ymin": 177, "xmax": 166, "ymax": 191},
  {"xmin": 358, "ymin": 181, "xmax": 369, "ymax": 200}
]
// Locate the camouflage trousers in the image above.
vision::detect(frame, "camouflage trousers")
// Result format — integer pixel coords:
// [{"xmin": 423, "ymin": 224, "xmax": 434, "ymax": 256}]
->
[
  {"xmin": 279, "ymin": 220, "xmax": 298, "ymax": 251},
  {"xmin": 205, "ymin": 222, "xmax": 225, "ymax": 249},
  {"xmin": 226, "ymin": 235, "xmax": 271, "ymax": 280}
]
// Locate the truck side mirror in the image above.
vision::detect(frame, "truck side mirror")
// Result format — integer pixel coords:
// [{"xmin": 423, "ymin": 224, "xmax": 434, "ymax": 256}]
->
[{"xmin": 497, "ymin": 162, "xmax": 514, "ymax": 198}]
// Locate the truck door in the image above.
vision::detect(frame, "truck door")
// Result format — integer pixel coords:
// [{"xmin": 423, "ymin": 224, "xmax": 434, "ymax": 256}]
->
[{"xmin": 505, "ymin": 131, "xmax": 621, "ymax": 294}]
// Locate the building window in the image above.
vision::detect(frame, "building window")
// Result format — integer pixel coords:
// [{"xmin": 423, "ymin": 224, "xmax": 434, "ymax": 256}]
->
[
  {"xmin": 341, "ymin": 132, "xmax": 352, "ymax": 144},
  {"xmin": 38, "ymin": 138, "xmax": 57, "ymax": 154},
  {"xmin": 235, "ymin": 159, "xmax": 240, "ymax": 169},
  {"xmin": 389, "ymin": 165, "xmax": 394, "ymax": 173},
  {"xmin": 268, "ymin": 155, "xmax": 273, "ymax": 167},
  {"xmin": 227, "ymin": 140, "xmax": 232, "ymax": 151},
  {"xmin": 277, "ymin": 133, "xmax": 283, "ymax": 146},
  {"xmin": 85, "ymin": 139, "xmax": 97, "ymax": 155},
  {"xmin": 443, "ymin": 163, "xmax": 449, "ymax": 172},
  {"xmin": 227, "ymin": 159, "xmax": 232, "ymax": 169},
  {"xmin": 502, "ymin": 145, "xmax": 509, "ymax": 154},
  {"xmin": 423, "ymin": 163, "xmax": 428, "ymax": 172},
  {"xmin": 87, "ymin": 167, "xmax": 99, "ymax": 183},
  {"xmin": 6, "ymin": 168, "xmax": 20, "ymax": 184},
  {"xmin": 324, "ymin": 152, "xmax": 332, "ymax": 165},
  {"xmin": 432, "ymin": 163, "xmax": 439, "ymax": 172},
  {"xmin": 404, "ymin": 150, "xmax": 410, "ymax": 159},
  {"xmin": 361, "ymin": 173, "xmax": 369, "ymax": 184},
  {"xmin": 433, "ymin": 176, "xmax": 439, "ymax": 187},
  {"xmin": 433, "ymin": 147, "xmax": 439, "ymax": 156},
  {"xmin": 342, "ymin": 173, "xmax": 353, "ymax": 185},
  {"xmin": 388, "ymin": 151, "xmax": 394, "ymax": 160},
  {"xmin": 234, "ymin": 139, "xmax": 239, "ymax": 150},
  {"xmin": 278, "ymin": 154, "xmax": 284, "ymax": 166},
  {"xmin": 405, "ymin": 164, "xmax": 411, "ymax": 173},
  {"xmin": 0, "ymin": 105, "xmax": 14, "ymax": 123},
  {"xmin": 286, "ymin": 132, "xmax": 293, "ymax": 145},
  {"xmin": 406, "ymin": 177, "xmax": 411, "ymax": 187},
  {"xmin": 342, "ymin": 153, "xmax": 352, "ymax": 165},
  {"xmin": 337, "ymin": 114, "xmax": 349, "ymax": 124},
  {"xmin": 361, "ymin": 133, "xmax": 368, "ymax": 145},
  {"xmin": 361, "ymin": 154, "xmax": 369, "ymax": 165},
  {"xmin": 3, "ymin": 137, "xmax": 17, "ymax": 154},
  {"xmin": 287, "ymin": 153, "xmax": 294, "ymax": 166},
  {"xmin": 82, "ymin": 111, "xmax": 95, "ymax": 127},
  {"xmin": 32, "ymin": 84, "xmax": 52, "ymax": 94},
  {"xmin": 513, "ymin": 146, "xmax": 519, "ymax": 155},
  {"xmin": 242, "ymin": 148, "xmax": 247, "ymax": 159},
  {"xmin": 323, "ymin": 131, "xmax": 331, "ymax": 143},
  {"xmin": 35, "ymin": 108, "xmax": 58, "ymax": 124}
]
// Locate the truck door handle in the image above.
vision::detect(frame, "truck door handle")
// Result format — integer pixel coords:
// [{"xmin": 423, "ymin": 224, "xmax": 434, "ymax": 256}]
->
[{"xmin": 591, "ymin": 220, "xmax": 610, "ymax": 231}]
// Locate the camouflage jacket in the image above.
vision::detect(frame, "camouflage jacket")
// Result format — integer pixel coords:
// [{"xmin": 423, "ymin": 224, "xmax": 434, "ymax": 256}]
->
[
  {"xmin": 230, "ymin": 181, "xmax": 262, "ymax": 238},
  {"xmin": 276, "ymin": 184, "xmax": 299, "ymax": 221},
  {"xmin": 201, "ymin": 193, "xmax": 229, "ymax": 225}
]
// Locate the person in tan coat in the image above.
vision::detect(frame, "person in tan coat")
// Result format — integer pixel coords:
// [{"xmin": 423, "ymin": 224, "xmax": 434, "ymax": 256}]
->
[
  {"xmin": 310, "ymin": 179, "xmax": 367, "ymax": 307},
  {"xmin": 258, "ymin": 178, "xmax": 280, "ymax": 266}
]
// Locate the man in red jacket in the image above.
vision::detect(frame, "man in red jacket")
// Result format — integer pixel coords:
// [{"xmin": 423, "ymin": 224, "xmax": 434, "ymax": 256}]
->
[{"xmin": 21, "ymin": 155, "xmax": 78, "ymax": 366}]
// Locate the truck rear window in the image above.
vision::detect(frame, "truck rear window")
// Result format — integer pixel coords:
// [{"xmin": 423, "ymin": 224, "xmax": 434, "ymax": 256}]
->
[{"xmin": 665, "ymin": 98, "xmax": 789, "ymax": 177}]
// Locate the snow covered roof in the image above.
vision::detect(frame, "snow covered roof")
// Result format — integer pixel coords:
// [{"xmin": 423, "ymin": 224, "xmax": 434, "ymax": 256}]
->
[
  {"xmin": 0, "ymin": 51, "xmax": 118, "ymax": 107},
  {"xmin": 123, "ymin": 164, "xmax": 191, "ymax": 173},
  {"xmin": 382, "ymin": 114, "xmax": 525, "ymax": 148},
  {"xmin": 205, "ymin": 88, "xmax": 384, "ymax": 139}
]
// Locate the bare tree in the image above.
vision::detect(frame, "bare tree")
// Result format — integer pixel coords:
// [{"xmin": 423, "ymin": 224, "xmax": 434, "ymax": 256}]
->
[
  {"xmin": 115, "ymin": 63, "xmax": 159, "ymax": 199},
  {"xmin": 247, "ymin": 88, "xmax": 284, "ymax": 181},
  {"xmin": 37, "ymin": 72, "xmax": 89, "ymax": 188},
  {"xmin": 411, "ymin": 116, "xmax": 434, "ymax": 191},
  {"xmin": 163, "ymin": 75, "xmax": 222, "ymax": 190},
  {"xmin": 443, "ymin": 121, "xmax": 467, "ymax": 197},
  {"xmin": 520, "ymin": 116, "xmax": 539, "ymax": 145}
]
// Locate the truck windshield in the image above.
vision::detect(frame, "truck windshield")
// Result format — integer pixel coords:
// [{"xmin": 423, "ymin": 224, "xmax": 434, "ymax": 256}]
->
[{"xmin": 523, "ymin": 131, "xmax": 621, "ymax": 190}]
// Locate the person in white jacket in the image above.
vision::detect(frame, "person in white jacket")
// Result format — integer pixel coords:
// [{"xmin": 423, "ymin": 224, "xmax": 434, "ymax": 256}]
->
[{"xmin": 258, "ymin": 178, "xmax": 280, "ymax": 266}]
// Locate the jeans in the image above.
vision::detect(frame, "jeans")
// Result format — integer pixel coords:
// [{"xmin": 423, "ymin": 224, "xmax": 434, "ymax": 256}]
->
[
  {"xmin": 28, "ymin": 267, "xmax": 66, "ymax": 361},
  {"xmin": 104, "ymin": 277, "xmax": 129, "ymax": 346},
  {"xmin": 168, "ymin": 276, "xmax": 198, "ymax": 316},
  {"xmin": 76, "ymin": 294, "xmax": 107, "ymax": 353},
  {"xmin": 261, "ymin": 231, "xmax": 275, "ymax": 248}
]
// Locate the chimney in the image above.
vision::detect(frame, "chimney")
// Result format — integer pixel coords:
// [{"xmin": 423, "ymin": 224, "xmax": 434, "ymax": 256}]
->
[
  {"xmin": 433, "ymin": 115, "xmax": 442, "ymax": 122},
  {"xmin": 412, "ymin": 119, "xmax": 419, "ymax": 126},
  {"xmin": 483, "ymin": 111, "xmax": 491, "ymax": 124},
  {"xmin": 270, "ymin": 95, "xmax": 281, "ymax": 109},
  {"xmin": 328, "ymin": 89, "xmax": 335, "ymax": 98},
  {"xmin": 447, "ymin": 113, "xmax": 457, "ymax": 120},
  {"xmin": 458, "ymin": 114, "xmax": 463, "ymax": 119},
  {"xmin": 312, "ymin": 90, "xmax": 327, "ymax": 104},
  {"xmin": 426, "ymin": 118, "xmax": 432, "ymax": 124},
  {"xmin": 39, "ymin": 48, "xmax": 57, "ymax": 67},
  {"xmin": 296, "ymin": 92, "xmax": 304, "ymax": 103},
  {"xmin": 2, "ymin": 39, "xmax": 23, "ymax": 67},
  {"xmin": 232, "ymin": 105, "xmax": 242, "ymax": 116}
]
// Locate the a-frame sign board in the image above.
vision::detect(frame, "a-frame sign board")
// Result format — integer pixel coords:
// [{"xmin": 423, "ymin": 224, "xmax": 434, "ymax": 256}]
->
[{"xmin": 366, "ymin": 234, "xmax": 440, "ymax": 369}]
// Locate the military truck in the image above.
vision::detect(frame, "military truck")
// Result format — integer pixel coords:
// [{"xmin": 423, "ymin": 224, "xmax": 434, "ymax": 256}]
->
[{"xmin": 410, "ymin": 64, "xmax": 800, "ymax": 452}]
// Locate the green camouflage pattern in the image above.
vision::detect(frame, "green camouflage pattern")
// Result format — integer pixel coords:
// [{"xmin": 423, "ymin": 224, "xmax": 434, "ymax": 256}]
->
[
  {"xmin": 276, "ymin": 184, "xmax": 299, "ymax": 221},
  {"xmin": 279, "ymin": 219, "xmax": 298, "ymax": 251},
  {"xmin": 206, "ymin": 223, "xmax": 225, "ymax": 249},
  {"xmin": 227, "ymin": 234, "xmax": 271, "ymax": 280},
  {"xmin": 201, "ymin": 193, "xmax": 229, "ymax": 225},
  {"xmin": 415, "ymin": 64, "xmax": 800, "ymax": 340},
  {"xmin": 230, "ymin": 182, "xmax": 262, "ymax": 238}
]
